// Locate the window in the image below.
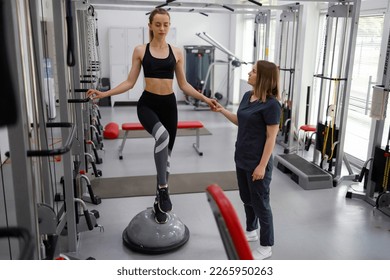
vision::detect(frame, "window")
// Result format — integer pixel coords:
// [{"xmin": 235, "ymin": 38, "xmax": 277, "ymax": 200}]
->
[
  {"xmin": 311, "ymin": 13, "xmax": 384, "ymax": 163},
  {"xmin": 241, "ymin": 14, "xmax": 276, "ymax": 80},
  {"xmin": 345, "ymin": 15, "xmax": 384, "ymax": 161}
]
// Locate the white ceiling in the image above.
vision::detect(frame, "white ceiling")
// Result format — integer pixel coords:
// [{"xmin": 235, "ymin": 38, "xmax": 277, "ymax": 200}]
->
[
  {"xmin": 85, "ymin": 0, "xmax": 370, "ymax": 15},
  {"xmin": 87, "ymin": 0, "xmax": 299, "ymax": 13}
]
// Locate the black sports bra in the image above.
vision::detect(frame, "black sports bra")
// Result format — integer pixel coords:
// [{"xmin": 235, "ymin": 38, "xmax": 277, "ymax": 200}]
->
[{"xmin": 142, "ymin": 43, "xmax": 176, "ymax": 79}]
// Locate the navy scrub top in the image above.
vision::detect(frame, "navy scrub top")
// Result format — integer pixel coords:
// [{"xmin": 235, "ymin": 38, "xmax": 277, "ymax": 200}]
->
[{"xmin": 235, "ymin": 91, "xmax": 281, "ymax": 172}]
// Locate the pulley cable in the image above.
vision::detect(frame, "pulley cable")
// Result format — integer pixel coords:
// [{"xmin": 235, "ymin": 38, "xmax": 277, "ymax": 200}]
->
[{"xmin": 66, "ymin": 0, "xmax": 75, "ymax": 67}]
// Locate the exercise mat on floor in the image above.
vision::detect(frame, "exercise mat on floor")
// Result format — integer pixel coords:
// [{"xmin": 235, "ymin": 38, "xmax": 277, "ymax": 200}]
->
[
  {"xmin": 114, "ymin": 127, "xmax": 212, "ymax": 139},
  {"xmin": 91, "ymin": 171, "xmax": 237, "ymax": 199}
]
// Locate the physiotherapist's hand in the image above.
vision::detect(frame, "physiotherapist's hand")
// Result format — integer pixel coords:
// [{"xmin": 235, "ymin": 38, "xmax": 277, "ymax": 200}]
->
[
  {"xmin": 212, "ymin": 100, "xmax": 224, "ymax": 112},
  {"xmin": 205, "ymin": 97, "xmax": 218, "ymax": 111},
  {"xmin": 252, "ymin": 165, "xmax": 266, "ymax": 181}
]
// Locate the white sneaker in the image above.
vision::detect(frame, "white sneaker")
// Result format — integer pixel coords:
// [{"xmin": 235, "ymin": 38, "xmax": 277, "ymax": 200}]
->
[
  {"xmin": 252, "ymin": 246, "xmax": 272, "ymax": 260},
  {"xmin": 245, "ymin": 230, "xmax": 258, "ymax": 242}
]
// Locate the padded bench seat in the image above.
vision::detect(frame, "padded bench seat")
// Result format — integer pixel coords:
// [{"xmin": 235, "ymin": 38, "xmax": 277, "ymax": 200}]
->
[{"xmin": 118, "ymin": 120, "xmax": 204, "ymax": 159}]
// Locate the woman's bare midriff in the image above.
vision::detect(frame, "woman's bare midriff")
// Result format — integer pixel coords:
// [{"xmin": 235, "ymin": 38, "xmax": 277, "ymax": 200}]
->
[{"xmin": 144, "ymin": 78, "xmax": 174, "ymax": 95}]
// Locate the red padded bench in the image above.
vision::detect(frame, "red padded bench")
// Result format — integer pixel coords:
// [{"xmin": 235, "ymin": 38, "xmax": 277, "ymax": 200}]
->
[{"xmin": 118, "ymin": 120, "xmax": 204, "ymax": 159}]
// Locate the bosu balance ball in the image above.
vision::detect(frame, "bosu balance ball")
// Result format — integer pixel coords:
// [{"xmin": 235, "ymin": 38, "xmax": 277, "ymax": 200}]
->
[{"xmin": 122, "ymin": 207, "xmax": 190, "ymax": 254}]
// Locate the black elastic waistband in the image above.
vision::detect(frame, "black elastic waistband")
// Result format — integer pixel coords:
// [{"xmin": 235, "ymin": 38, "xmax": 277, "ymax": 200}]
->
[{"xmin": 142, "ymin": 90, "xmax": 174, "ymax": 96}]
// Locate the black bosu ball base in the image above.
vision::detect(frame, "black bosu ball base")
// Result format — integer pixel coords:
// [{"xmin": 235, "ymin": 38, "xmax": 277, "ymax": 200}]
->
[{"xmin": 122, "ymin": 207, "xmax": 190, "ymax": 254}]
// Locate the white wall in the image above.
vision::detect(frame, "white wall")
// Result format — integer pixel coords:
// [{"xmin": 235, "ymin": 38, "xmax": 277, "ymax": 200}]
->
[{"xmin": 96, "ymin": 9, "xmax": 232, "ymax": 101}]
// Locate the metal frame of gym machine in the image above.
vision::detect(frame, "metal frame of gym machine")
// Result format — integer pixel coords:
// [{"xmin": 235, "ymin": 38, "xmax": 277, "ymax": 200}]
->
[
  {"xmin": 1, "ymin": 0, "xmax": 102, "ymax": 259},
  {"xmin": 193, "ymin": 4, "xmax": 292, "ymax": 109},
  {"xmin": 253, "ymin": 9, "xmax": 271, "ymax": 62},
  {"xmin": 314, "ymin": 0, "xmax": 361, "ymax": 186},
  {"xmin": 275, "ymin": 3, "xmax": 302, "ymax": 154},
  {"xmin": 195, "ymin": 6, "xmax": 281, "ymax": 109},
  {"xmin": 52, "ymin": 0, "xmax": 104, "ymax": 258},
  {"xmin": 274, "ymin": 0, "xmax": 361, "ymax": 190},
  {"xmin": 192, "ymin": 4, "xmax": 273, "ymax": 109},
  {"xmin": 195, "ymin": 31, "xmax": 245, "ymax": 108},
  {"xmin": 4, "ymin": 0, "xmax": 42, "ymax": 259},
  {"xmin": 75, "ymin": 2, "xmax": 105, "ymax": 202},
  {"xmin": 346, "ymin": 7, "xmax": 390, "ymax": 217},
  {"xmin": 53, "ymin": 0, "xmax": 90, "ymax": 257},
  {"xmin": 4, "ymin": 0, "xmax": 77, "ymax": 259}
]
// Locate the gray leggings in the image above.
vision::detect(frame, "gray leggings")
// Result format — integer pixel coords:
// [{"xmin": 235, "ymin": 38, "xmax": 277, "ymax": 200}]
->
[{"xmin": 137, "ymin": 91, "xmax": 177, "ymax": 186}]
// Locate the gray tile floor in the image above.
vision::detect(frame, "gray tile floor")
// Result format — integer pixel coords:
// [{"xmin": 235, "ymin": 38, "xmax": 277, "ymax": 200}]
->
[
  {"xmin": 76, "ymin": 102, "xmax": 390, "ymax": 260},
  {"xmin": 1, "ymin": 102, "xmax": 390, "ymax": 260}
]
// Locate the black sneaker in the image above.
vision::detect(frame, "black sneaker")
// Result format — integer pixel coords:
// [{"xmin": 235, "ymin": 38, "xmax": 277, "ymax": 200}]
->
[
  {"xmin": 153, "ymin": 201, "xmax": 168, "ymax": 224},
  {"xmin": 157, "ymin": 187, "xmax": 172, "ymax": 213}
]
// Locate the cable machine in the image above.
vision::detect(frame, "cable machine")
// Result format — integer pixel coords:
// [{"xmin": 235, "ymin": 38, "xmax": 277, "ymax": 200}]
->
[
  {"xmin": 275, "ymin": 0, "xmax": 361, "ymax": 190},
  {"xmin": 0, "ymin": 0, "xmax": 104, "ymax": 260},
  {"xmin": 75, "ymin": 3, "xmax": 105, "ymax": 203},
  {"xmin": 195, "ymin": 31, "xmax": 246, "ymax": 108},
  {"xmin": 276, "ymin": 4, "xmax": 301, "ymax": 154},
  {"xmin": 346, "ymin": 19, "xmax": 390, "ymax": 216},
  {"xmin": 253, "ymin": 9, "xmax": 271, "ymax": 62},
  {"xmin": 184, "ymin": 45, "xmax": 215, "ymax": 109}
]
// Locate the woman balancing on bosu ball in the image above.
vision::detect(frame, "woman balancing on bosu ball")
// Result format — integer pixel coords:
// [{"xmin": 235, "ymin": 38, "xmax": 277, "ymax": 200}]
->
[{"xmin": 87, "ymin": 8, "xmax": 217, "ymax": 223}]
